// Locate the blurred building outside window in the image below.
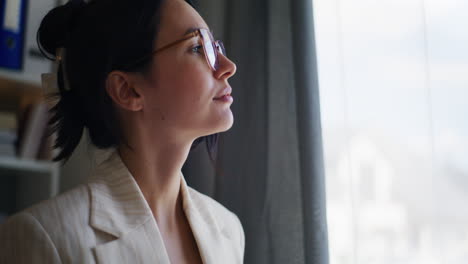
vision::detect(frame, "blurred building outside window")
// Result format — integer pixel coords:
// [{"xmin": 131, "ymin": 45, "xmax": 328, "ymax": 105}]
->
[{"xmin": 313, "ymin": 0, "xmax": 468, "ymax": 263}]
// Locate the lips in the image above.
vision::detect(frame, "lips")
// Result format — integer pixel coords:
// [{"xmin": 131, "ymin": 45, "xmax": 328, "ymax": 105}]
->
[{"xmin": 213, "ymin": 87, "xmax": 232, "ymax": 100}]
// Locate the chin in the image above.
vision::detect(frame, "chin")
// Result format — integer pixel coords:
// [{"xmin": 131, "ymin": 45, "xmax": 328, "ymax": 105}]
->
[
  {"xmin": 220, "ymin": 119, "xmax": 234, "ymax": 132},
  {"xmin": 210, "ymin": 111, "xmax": 234, "ymax": 134},
  {"xmin": 196, "ymin": 108, "xmax": 234, "ymax": 136},
  {"xmin": 216, "ymin": 115, "xmax": 234, "ymax": 133}
]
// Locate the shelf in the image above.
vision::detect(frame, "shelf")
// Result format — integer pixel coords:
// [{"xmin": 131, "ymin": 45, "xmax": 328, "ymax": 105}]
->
[
  {"xmin": 0, "ymin": 156, "xmax": 60, "ymax": 206},
  {"xmin": 0, "ymin": 156, "xmax": 57, "ymax": 174},
  {"xmin": 0, "ymin": 0, "xmax": 62, "ymax": 214}
]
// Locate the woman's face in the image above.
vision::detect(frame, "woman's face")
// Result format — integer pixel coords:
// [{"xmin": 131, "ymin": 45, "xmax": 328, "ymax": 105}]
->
[{"xmin": 138, "ymin": 0, "xmax": 237, "ymax": 140}]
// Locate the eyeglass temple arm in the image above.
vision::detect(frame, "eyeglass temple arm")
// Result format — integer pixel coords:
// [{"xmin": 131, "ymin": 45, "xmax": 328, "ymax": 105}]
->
[
  {"xmin": 152, "ymin": 31, "xmax": 199, "ymax": 54},
  {"xmin": 123, "ymin": 31, "xmax": 199, "ymax": 69}
]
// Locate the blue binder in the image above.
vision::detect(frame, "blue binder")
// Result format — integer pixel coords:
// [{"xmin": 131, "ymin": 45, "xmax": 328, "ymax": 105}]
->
[{"xmin": 0, "ymin": 0, "xmax": 28, "ymax": 70}]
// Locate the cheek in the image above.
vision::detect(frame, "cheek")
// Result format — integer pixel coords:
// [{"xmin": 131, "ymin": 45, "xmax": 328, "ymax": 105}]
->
[
  {"xmin": 177, "ymin": 71, "xmax": 215, "ymax": 123},
  {"xmin": 171, "ymin": 64, "xmax": 212, "ymax": 106},
  {"xmin": 147, "ymin": 59, "xmax": 215, "ymax": 123}
]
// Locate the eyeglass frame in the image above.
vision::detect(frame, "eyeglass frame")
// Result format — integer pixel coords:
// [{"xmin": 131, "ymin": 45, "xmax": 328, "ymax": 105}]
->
[{"xmin": 124, "ymin": 28, "xmax": 225, "ymax": 71}]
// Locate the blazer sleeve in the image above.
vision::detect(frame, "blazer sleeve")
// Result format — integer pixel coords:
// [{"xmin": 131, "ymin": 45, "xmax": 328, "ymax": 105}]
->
[{"xmin": 0, "ymin": 212, "xmax": 62, "ymax": 264}]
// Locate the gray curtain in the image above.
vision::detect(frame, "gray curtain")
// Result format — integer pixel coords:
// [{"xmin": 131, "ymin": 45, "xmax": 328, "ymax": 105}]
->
[{"xmin": 184, "ymin": 0, "xmax": 329, "ymax": 263}]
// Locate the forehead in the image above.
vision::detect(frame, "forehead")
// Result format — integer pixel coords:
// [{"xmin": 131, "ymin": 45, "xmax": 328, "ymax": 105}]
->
[{"xmin": 157, "ymin": 0, "xmax": 209, "ymax": 44}]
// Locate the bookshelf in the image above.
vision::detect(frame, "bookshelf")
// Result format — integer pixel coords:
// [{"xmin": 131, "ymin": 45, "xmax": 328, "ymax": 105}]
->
[
  {"xmin": 0, "ymin": 0, "xmax": 68, "ymax": 220},
  {"xmin": 0, "ymin": 78, "xmax": 59, "ymax": 215},
  {"xmin": 0, "ymin": 157, "xmax": 59, "ymax": 212},
  {"xmin": 0, "ymin": 156, "xmax": 58, "ymax": 176}
]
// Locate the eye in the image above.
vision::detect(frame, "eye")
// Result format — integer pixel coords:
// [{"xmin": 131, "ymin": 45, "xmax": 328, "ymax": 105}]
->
[{"xmin": 191, "ymin": 45, "xmax": 203, "ymax": 54}]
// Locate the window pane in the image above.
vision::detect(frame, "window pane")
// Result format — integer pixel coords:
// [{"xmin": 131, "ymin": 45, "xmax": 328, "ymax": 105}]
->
[{"xmin": 313, "ymin": 0, "xmax": 468, "ymax": 263}]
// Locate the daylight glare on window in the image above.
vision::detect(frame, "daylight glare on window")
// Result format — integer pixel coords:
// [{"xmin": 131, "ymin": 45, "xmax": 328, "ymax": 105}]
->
[{"xmin": 313, "ymin": 0, "xmax": 468, "ymax": 263}]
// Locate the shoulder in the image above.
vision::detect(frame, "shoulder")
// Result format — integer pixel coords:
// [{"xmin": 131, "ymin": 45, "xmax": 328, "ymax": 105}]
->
[
  {"xmin": 23, "ymin": 184, "xmax": 90, "ymax": 227},
  {"xmin": 187, "ymin": 187, "xmax": 245, "ymax": 255},
  {"xmin": 0, "ymin": 184, "xmax": 93, "ymax": 263},
  {"xmin": 0, "ymin": 211, "xmax": 62, "ymax": 263},
  {"xmin": 0, "ymin": 185, "xmax": 89, "ymax": 263}
]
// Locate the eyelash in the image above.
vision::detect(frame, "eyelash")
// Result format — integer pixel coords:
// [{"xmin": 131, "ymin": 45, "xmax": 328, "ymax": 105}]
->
[{"xmin": 191, "ymin": 45, "xmax": 203, "ymax": 54}]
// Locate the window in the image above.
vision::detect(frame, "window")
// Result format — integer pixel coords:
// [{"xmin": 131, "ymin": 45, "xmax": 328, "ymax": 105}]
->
[{"xmin": 313, "ymin": 0, "xmax": 468, "ymax": 263}]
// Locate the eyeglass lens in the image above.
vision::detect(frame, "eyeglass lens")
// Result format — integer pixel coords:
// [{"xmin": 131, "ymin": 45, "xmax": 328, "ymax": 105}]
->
[
  {"xmin": 200, "ymin": 28, "xmax": 227, "ymax": 70},
  {"xmin": 216, "ymin": 41, "xmax": 225, "ymax": 56},
  {"xmin": 200, "ymin": 29, "xmax": 216, "ymax": 70}
]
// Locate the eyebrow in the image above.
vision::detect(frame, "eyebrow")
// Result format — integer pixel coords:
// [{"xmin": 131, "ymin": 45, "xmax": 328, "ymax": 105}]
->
[
  {"xmin": 184, "ymin": 27, "xmax": 214, "ymax": 37},
  {"xmin": 184, "ymin": 27, "xmax": 198, "ymax": 35}
]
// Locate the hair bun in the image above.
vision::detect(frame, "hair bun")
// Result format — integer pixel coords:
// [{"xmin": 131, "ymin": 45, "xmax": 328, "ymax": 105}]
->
[{"xmin": 37, "ymin": 0, "xmax": 87, "ymax": 60}]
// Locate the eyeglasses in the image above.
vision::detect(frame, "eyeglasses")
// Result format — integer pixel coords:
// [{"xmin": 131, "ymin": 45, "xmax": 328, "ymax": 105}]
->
[{"xmin": 125, "ymin": 28, "xmax": 226, "ymax": 71}]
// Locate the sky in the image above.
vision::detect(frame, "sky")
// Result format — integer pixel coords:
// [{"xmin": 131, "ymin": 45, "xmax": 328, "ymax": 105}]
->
[{"xmin": 313, "ymin": 0, "xmax": 468, "ymax": 172}]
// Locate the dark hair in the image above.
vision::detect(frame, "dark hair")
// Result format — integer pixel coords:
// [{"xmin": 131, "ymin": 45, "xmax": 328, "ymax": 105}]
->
[{"xmin": 37, "ymin": 0, "xmax": 219, "ymax": 163}]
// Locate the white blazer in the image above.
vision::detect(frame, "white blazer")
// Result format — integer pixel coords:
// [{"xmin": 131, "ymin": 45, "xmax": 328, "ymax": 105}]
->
[{"xmin": 0, "ymin": 150, "xmax": 245, "ymax": 264}]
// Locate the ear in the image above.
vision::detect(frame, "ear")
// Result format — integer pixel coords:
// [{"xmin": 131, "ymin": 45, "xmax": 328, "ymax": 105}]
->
[{"xmin": 105, "ymin": 71, "xmax": 143, "ymax": 112}]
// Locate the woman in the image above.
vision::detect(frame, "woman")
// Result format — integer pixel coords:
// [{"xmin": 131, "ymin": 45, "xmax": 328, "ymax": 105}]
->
[{"xmin": 0, "ymin": 0, "xmax": 244, "ymax": 263}]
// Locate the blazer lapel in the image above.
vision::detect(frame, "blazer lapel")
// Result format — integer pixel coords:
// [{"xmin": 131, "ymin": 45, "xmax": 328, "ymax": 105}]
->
[
  {"xmin": 88, "ymin": 150, "xmax": 171, "ymax": 264},
  {"xmin": 180, "ymin": 176, "xmax": 235, "ymax": 263}
]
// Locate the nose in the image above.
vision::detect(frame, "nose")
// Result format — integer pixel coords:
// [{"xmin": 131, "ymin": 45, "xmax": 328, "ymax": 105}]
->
[{"xmin": 214, "ymin": 53, "xmax": 237, "ymax": 80}]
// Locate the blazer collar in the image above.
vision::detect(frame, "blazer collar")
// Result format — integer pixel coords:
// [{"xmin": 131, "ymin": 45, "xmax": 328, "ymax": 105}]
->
[
  {"xmin": 88, "ymin": 149, "xmax": 152, "ymax": 237},
  {"xmin": 87, "ymin": 149, "xmax": 230, "ymax": 263}
]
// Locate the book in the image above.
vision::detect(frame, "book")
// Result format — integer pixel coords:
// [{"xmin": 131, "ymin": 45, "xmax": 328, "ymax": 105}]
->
[
  {"xmin": 37, "ymin": 124, "xmax": 54, "ymax": 160},
  {"xmin": 0, "ymin": 111, "xmax": 16, "ymax": 130},
  {"xmin": 0, "ymin": 0, "xmax": 28, "ymax": 70},
  {"xmin": 0, "ymin": 111, "xmax": 17, "ymax": 157},
  {"xmin": 17, "ymin": 102, "xmax": 49, "ymax": 159}
]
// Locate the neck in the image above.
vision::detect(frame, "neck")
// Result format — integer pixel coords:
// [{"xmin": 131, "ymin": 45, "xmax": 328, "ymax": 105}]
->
[{"xmin": 118, "ymin": 136, "xmax": 193, "ymax": 230}]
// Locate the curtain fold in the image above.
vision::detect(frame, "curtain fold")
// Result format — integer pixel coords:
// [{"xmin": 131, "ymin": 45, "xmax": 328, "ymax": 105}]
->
[
  {"xmin": 184, "ymin": 0, "xmax": 329, "ymax": 263},
  {"xmin": 290, "ymin": 0, "xmax": 330, "ymax": 263}
]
